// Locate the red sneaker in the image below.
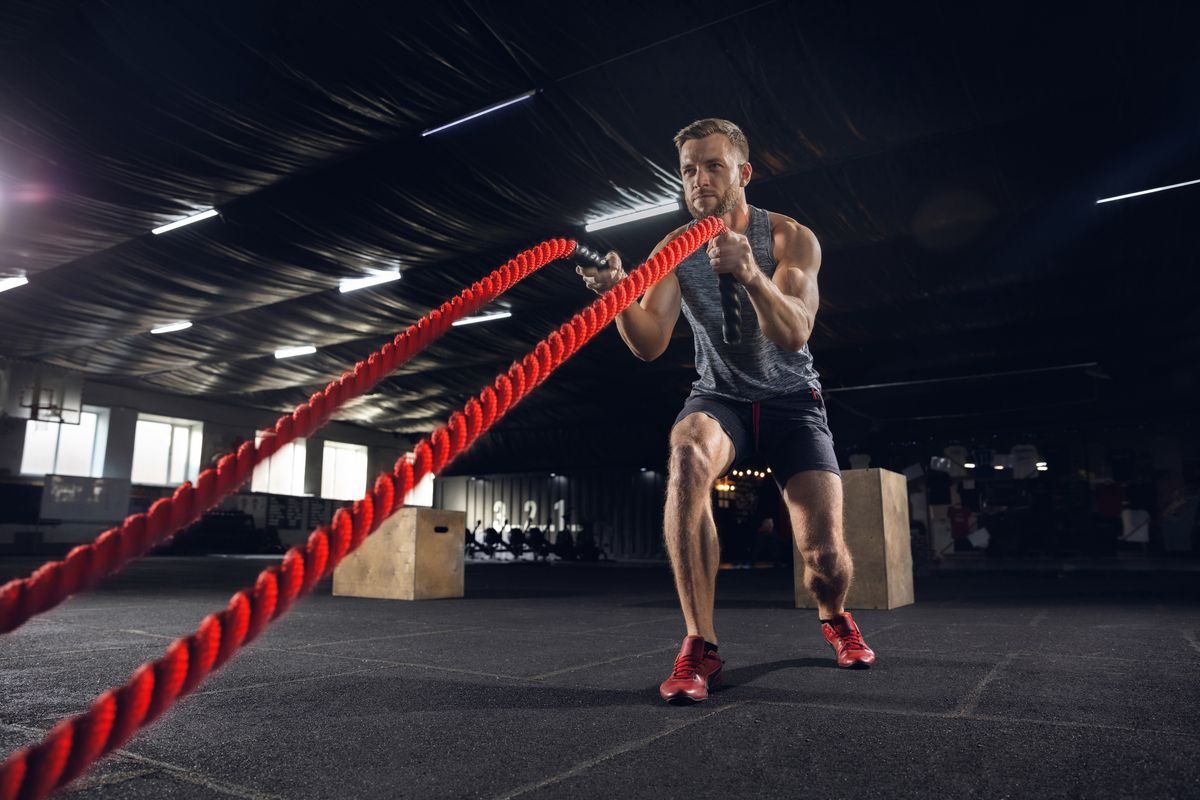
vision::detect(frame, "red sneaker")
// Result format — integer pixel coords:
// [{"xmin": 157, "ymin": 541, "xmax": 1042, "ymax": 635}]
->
[
  {"xmin": 822, "ymin": 611, "xmax": 876, "ymax": 669},
  {"xmin": 658, "ymin": 635, "xmax": 724, "ymax": 704}
]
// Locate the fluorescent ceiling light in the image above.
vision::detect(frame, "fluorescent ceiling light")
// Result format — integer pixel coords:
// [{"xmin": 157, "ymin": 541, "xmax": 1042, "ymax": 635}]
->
[
  {"xmin": 339, "ymin": 269, "xmax": 401, "ymax": 294},
  {"xmin": 964, "ymin": 462, "xmax": 976, "ymax": 469},
  {"xmin": 1036, "ymin": 465, "xmax": 1049, "ymax": 471},
  {"xmin": 421, "ymin": 91, "xmax": 537, "ymax": 137},
  {"xmin": 0, "ymin": 276, "xmax": 29, "ymax": 294},
  {"xmin": 1096, "ymin": 178, "xmax": 1200, "ymax": 204},
  {"xmin": 151, "ymin": 208, "xmax": 219, "ymax": 235},
  {"xmin": 585, "ymin": 201, "xmax": 681, "ymax": 232},
  {"xmin": 150, "ymin": 321, "xmax": 193, "ymax": 335},
  {"xmin": 994, "ymin": 465, "xmax": 1005, "ymax": 471},
  {"xmin": 451, "ymin": 310, "xmax": 512, "ymax": 327},
  {"xmin": 275, "ymin": 345, "xmax": 317, "ymax": 359},
  {"xmin": 1035, "ymin": 461, "xmax": 1047, "ymax": 467}
]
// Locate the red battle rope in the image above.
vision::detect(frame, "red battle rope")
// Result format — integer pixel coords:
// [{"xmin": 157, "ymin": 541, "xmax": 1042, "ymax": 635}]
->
[
  {"xmin": 0, "ymin": 215, "xmax": 724, "ymax": 800},
  {"xmin": 0, "ymin": 239, "xmax": 576, "ymax": 637}
]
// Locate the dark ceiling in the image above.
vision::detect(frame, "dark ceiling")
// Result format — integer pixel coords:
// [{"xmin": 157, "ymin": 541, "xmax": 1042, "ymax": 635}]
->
[{"xmin": 2, "ymin": 0, "xmax": 1198, "ymax": 472}]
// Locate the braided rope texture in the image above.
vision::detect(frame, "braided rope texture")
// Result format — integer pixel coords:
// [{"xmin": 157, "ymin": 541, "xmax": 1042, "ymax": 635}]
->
[
  {"xmin": 0, "ymin": 217, "xmax": 724, "ymax": 800},
  {"xmin": 0, "ymin": 239, "xmax": 574, "ymax": 638}
]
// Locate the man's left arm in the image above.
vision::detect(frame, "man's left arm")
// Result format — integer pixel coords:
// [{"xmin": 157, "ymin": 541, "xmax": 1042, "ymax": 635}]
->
[{"xmin": 710, "ymin": 219, "xmax": 822, "ymax": 352}]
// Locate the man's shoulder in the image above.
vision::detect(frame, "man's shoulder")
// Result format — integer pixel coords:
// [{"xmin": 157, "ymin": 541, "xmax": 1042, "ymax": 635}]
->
[
  {"xmin": 763, "ymin": 210, "xmax": 821, "ymax": 271},
  {"xmin": 765, "ymin": 210, "xmax": 816, "ymax": 242}
]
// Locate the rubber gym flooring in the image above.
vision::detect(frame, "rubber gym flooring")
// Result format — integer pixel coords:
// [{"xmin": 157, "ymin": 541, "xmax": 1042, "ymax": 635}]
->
[{"xmin": 2, "ymin": 557, "xmax": 1198, "ymax": 799}]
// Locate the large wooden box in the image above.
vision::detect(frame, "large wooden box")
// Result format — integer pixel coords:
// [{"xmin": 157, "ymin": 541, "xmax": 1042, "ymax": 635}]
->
[
  {"xmin": 795, "ymin": 468, "xmax": 914, "ymax": 610},
  {"xmin": 333, "ymin": 507, "xmax": 465, "ymax": 601}
]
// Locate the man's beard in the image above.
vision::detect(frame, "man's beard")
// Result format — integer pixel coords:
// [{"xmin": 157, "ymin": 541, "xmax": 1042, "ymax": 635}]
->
[{"xmin": 685, "ymin": 183, "xmax": 741, "ymax": 220}]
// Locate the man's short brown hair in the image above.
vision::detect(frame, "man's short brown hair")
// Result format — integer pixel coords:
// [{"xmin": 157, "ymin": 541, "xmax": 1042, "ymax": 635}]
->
[{"xmin": 673, "ymin": 118, "xmax": 749, "ymax": 162}]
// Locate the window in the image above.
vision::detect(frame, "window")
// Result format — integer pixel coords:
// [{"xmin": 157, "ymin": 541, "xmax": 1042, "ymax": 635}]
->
[
  {"xmin": 251, "ymin": 438, "xmax": 307, "ymax": 496},
  {"xmin": 321, "ymin": 441, "xmax": 369, "ymax": 501},
  {"xmin": 20, "ymin": 406, "xmax": 108, "ymax": 478},
  {"xmin": 131, "ymin": 415, "xmax": 203, "ymax": 485},
  {"xmin": 405, "ymin": 451, "xmax": 434, "ymax": 508}
]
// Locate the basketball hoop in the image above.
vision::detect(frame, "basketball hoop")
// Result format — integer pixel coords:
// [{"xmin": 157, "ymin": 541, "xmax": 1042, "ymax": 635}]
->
[{"xmin": 1, "ymin": 360, "xmax": 83, "ymax": 425}]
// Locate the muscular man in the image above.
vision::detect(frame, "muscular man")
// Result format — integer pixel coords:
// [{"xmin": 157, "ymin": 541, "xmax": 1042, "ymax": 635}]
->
[{"xmin": 577, "ymin": 119, "xmax": 875, "ymax": 704}]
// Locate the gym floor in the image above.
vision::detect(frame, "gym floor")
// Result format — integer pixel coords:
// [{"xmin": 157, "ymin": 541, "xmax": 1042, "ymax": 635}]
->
[{"xmin": 2, "ymin": 557, "xmax": 1198, "ymax": 799}]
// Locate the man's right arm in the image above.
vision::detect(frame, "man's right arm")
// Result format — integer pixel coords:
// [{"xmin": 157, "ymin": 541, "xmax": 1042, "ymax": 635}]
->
[{"xmin": 576, "ymin": 227, "xmax": 686, "ymax": 361}]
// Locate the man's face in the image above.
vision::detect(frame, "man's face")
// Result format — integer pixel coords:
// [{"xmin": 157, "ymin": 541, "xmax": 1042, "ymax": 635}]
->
[{"xmin": 679, "ymin": 133, "xmax": 746, "ymax": 219}]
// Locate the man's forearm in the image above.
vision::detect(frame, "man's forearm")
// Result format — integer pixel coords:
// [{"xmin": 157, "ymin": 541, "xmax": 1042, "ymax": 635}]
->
[
  {"xmin": 743, "ymin": 273, "xmax": 814, "ymax": 352},
  {"xmin": 614, "ymin": 300, "xmax": 669, "ymax": 361}
]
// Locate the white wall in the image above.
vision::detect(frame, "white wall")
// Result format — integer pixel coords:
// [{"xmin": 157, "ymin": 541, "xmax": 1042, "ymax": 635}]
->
[
  {"xmin": 0, "ymin": 380, "xmax": 417, "ymax": 545},
  {"xmin": 79, "ymin": 382, "xmax": 414, "ymax": 478}
]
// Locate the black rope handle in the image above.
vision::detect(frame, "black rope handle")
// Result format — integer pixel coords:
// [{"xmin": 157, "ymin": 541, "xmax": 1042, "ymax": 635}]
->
[
  {"xmin": 572, "ymin": 242, "xmax": 610, "ymax": 270},
  {"xmin": 718, "ymin": 273, "xmax": 741, "ymax": 344}
]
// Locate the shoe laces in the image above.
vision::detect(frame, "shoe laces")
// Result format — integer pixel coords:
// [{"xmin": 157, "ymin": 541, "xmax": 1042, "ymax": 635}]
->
[
  {"xmin": 670, "ymin": 652, "xmax": 700, "ymax": 680},
  {"xmin": 831, "ymin": 623, "xmax": 866, "ymax": 652}
]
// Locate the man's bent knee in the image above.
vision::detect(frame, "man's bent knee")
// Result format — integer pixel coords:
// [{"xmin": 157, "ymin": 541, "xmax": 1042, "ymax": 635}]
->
[
  {"xmin": 668, "ymin": 441, "xmax": 719, "ymax": 491},
  {"xmin": 667, "ymin": 414, "xmax": 733, "ymax": 489}
]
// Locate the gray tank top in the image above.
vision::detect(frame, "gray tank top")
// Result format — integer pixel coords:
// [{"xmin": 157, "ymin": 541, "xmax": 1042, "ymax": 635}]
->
[{"xmin": 676, "ymin": 206, "xmax": 821, "ymax": 401}]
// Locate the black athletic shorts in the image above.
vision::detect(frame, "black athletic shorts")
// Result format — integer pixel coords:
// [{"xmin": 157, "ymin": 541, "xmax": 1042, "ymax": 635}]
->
[{"xmin": 672, "ymin": 387, "xmax": 841, "ymax": 486}]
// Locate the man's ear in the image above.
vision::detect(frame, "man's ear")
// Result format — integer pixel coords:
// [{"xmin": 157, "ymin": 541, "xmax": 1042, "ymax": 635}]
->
[{"xmin": 740, "ymin": 161, "xmax": 753, "ymax": 187}]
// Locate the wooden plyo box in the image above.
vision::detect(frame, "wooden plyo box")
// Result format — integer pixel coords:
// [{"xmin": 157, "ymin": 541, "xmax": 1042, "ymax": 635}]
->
[
  {"xmin": 795, "ymin": 468, "xmax": 914, "ymax": 610},
  {"xmin": 333, "ymin": 507, "xmax": 465, "ymax": 601}
]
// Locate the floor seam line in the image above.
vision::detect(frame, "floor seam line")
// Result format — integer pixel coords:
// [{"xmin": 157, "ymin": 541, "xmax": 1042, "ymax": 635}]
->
[
  {"xmin": 111, "ymin": 750, "xmax": 289, "ymax": 800},
  {"xmin": 953, "ymin": 651, "xmax": 1018, "ymax": 717},
  {"xmin": 863, "ymin": 622, "xmax": 904, "ymax": 637},
  {"xmin": 744, "ymin": 700, "xmax": 1200, "ymax": 739},
  {"xmin": 189, "ymin": 664, "xmax": 396, "ymax": 697},
  {"xmin": 491, "ymin": 702, "xmax": 743, "ymax": 800},
  {"xmin": 529, "ymin": 645, "xmax": 679, "ymax": 680},
  {"xmin": 250, "ymin": 644, "xmax": 529, "ymax": 681},
  {"xmin": 0, "ymin": 722, "xmax": 286, "ymax": 799},
  {"xmin": 291, "ymin": 626, "xmax": 484, "ymax": 650},
  {"xmin": 579, "ymin": 614, "xmax": 680, "ymax": 633}
]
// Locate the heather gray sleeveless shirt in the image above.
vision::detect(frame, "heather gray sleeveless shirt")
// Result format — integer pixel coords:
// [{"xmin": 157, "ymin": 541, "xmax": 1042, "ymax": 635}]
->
[{"xmin": 676, "ymin": 206, "xmax": 821, "ymax": 401}]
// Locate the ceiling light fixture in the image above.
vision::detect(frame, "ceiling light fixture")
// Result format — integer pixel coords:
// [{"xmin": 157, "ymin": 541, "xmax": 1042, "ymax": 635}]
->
[
  {"xmin": 150, "ymin": 321, "xmax": 193, "ymax": 335},
  {"xmin": 339, "ymin": 269, "xmax": 401, "ymax": 294},
  {"xmin": 151, "ymin": 208, "xmax": 219, "ymax": 235},
  {"xmin": 1096, "ymin": 178, "xmax": 1200, "ymax": 204},
  {"xmin": 964, "ymin": 462, "xmax": 976, "ymax": 469},
  {"xmin": 452, "ymin": 310, "xmax": 512, "ymax": 327},
  {"xmin": 0, "ymin": 276, "xmax": 29, "ymax": 294},
  {"xmin": 275, "ymin": 345, "xmax": 317, "ymax": 359},
  {"xmin": 584, "ymin": 200, "xmax": 681, "ymax": 232},
  {"xmin": 421, "ymin": 90, "xmax": 537, "ymax": 137}
]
